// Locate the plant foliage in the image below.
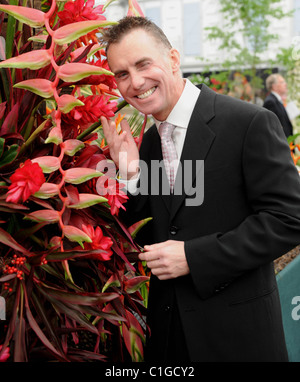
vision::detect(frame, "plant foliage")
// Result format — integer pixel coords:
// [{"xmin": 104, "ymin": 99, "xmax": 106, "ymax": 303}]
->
[{"xmin": 0, "ymin": 0, "xmax": 149, "ymax": 362}]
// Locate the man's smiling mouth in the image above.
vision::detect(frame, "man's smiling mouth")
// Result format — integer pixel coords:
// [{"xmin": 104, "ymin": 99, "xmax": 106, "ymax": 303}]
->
[{"xmin": 136, "ymin": 86, "xmax": 157, "ymax": 99}]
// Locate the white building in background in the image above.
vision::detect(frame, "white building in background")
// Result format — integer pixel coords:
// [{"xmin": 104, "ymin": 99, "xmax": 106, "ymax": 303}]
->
[{"xmin": 101, "ymin": 0, "xmax": 300, "ymax": 75}]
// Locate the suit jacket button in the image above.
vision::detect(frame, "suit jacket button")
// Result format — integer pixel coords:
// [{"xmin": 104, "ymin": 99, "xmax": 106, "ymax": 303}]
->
[{"xmin": 170, "ymin": 226, "xmax": 178, "ymax": 235}]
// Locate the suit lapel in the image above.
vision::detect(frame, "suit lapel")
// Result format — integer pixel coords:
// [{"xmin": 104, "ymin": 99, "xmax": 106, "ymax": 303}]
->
[{"xmin": 170, "ymin": 84, "xmax": 216, "ymax": 219}]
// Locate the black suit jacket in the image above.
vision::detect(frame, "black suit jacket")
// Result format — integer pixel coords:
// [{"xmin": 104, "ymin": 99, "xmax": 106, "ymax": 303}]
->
[
  {"xmin": 125, "ymin": 84, "xmax": 300, "ymax": 361},
  {"xmin": 263, "ymin": 92, "xmax": 293, "ymax": 138}
]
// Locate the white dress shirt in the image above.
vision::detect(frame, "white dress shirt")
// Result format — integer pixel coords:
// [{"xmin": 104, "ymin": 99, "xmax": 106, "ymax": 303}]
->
[
  {"xmin": 121, "ymin": 78, "xmax": 200, "ymax": 193},
  {"xmin": 271, "ymin": 91, "xmax": 283, "ymax": 103}
]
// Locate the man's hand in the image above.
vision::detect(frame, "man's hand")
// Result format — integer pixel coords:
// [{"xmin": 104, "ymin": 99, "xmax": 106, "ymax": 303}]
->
[
  {"xmin": 139, "ymin": 240, "xmax": 190, "ymax": 280},
  {"xmin": 101, "ymin": 116, "xmax": 140, "ymax": 180}
]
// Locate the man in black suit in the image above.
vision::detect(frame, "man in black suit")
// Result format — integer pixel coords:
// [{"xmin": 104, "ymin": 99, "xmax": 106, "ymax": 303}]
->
[
  {"xmin": 263, "ymin": 73, "xmax": 293, "ymax": 138},
  {"xmin": 100, "ymin": 17, "xmax": 300, "ymax": 362}
]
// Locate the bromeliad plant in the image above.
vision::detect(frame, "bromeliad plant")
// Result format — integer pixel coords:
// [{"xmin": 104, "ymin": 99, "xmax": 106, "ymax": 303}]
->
[{"xmin": 0, "ymin": 0, "xmax": 150, "ymax": 362}]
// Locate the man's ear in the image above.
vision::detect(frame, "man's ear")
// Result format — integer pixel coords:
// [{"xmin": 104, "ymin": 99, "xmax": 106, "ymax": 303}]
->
[{"xmin": 170, "ymin": 48, "xmax": 181, "ymax": 73}]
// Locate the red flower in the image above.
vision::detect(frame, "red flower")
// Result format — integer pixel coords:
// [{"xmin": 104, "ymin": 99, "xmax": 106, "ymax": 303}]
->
[
  {"xmin": 210, "ymin": 78, "xmax": 220, "ymax": 85},
  {"xmin": 6, "ymin": 159, "xmax": 45, "ymax": 204},
  {"xmin": 81, "ymin": 224, "xmax": 113, "ymax": 261},
  {"xmin": 61, "ymin": 95, "xmax": 117, "ymax": 132},
  {"xmin": 58, "ymin": 0, "xmax": 105, "ymax": 26},
  {"xmin": 0, "ymin": 345, "xmax": 10, "ymax": 362},
  {"xmin": 96, "ymin": 176, "xmax": 128, "ymax": 216}
]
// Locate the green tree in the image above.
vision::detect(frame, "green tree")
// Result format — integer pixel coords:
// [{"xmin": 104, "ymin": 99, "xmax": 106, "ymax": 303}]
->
[{"xmin": 205, "ymin": 0, "xmax": 293, "ymax": 101}]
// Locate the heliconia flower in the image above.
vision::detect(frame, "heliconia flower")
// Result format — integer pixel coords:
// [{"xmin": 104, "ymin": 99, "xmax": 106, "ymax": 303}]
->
[
  {"xmin": 6, "ymin": 159, "xmax": 45, "ymax": 204},
  {"xmin": 25, "ymin": 209, "xmax": 60, "ymax": 223},
  {"xmin": 28, "ymin": 34, "xmax": 48, "ymax": 44},
  {"xmin": 63, "ymin": 139, "xmax": 85, "ymax": 156},
  {"xmin": 31, "ymin": 156, "xmax": 60, "ymax": 173},
  {"xmin": 57, "ymin": 62, "xmax": 113, "ymax": 83},
  {"xmin": 64, "ymin": 167, "xmax": 102, "ymax": 184},
  {"xmin": 70, "ymin": 44, "xmax": 104, "ymax": 61},
  {"xmin": 127, "ymin": 0, "xmax": 144, "ymax": 17},
  {"xmin": 58, "ymin": 0, "xmax": 106, "ymax": 26},
  {"xmin": 81, "ymin": 224, "xmax": 113, "ymax": 261},
  {"xmin": 45, "ymin": 126, "xmax": 63, "ymax": 145},
  {"xmin": 0, "ymin": 345, "xmax": 10, "ymax": 362},
  {"xmin": 77, "ymin": 58, "xmax": 117, "ymax": 90},
  {"xmin": 63, "ymin": 225, "xmax": 93, "ymax": 248},
  {"xmin": 57, "ymin": 94, "xmax": 85, "ymax": 114},
  {"xmin": 34, "ymin": 183, "xmax": 60, "ymax": 199},
  {"xmin": 61, "ymin": 95, "xmax": 117, "ymax": 130},
  {"xmin": 14, "ymin": 79, "xmax": 54, "ymax": 98},
  {"xmin": 53, "ymin": 19, "xmax": 117, "ymax": 45},
  {"xmin": 0, "ymin": 49, "xmax": 51, "ymax": 70},
  {"xmin": 67, "ymin": 193, "xmax": 107, "ymax": 209},
  {"xmin": 0, "ymin": 5, "xmax": 45, "ymax": 28},
  {"xmin": 96, "ymin": 176, "xmax": 128, "ymax": 216}
]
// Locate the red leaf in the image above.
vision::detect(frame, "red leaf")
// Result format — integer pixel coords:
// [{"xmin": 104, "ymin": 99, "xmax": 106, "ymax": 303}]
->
[
  {"xmin": 24, "ymin": 290, "xmax": 67, "ymax": 361},
  {"xmin": 0, "ymin": 103, "xmax": 19, "ymax": 136},
  {"xmin": 0, "ymin": 227, "xmax": 30, "ymax": 255}
]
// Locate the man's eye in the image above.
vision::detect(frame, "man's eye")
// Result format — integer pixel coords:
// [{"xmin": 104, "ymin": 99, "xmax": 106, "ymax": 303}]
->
[{"xmin": 116, "ymin": 72, "xmax": 127, "ymax": 79}]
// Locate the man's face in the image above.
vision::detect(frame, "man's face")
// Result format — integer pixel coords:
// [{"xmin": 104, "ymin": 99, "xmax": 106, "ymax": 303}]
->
[
  {"xmin": 107, "ymin": 29, "xmax": 183, "ymax": 121},
  {"xmin": 273, "ymin": 75, "xmax": 288, "ymax": 98}
]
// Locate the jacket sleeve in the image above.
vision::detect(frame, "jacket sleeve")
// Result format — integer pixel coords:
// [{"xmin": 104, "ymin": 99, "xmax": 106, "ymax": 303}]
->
[{"xmin": 185, "ymin": 109, "xmax": 300, "ymax": 299}]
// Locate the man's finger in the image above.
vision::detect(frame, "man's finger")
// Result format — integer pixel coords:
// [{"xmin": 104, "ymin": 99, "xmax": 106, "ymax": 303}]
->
[{"xmin": 101, "ymin": 116, "xmax": 117, "ymax": 143}]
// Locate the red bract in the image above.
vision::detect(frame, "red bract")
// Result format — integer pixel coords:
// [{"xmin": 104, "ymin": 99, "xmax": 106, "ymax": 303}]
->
[
  {"xmin": 96, "ymin": 176, "xmax": 128, "ymax": 216},
  {"xmin": 0, "ymin": 345, "xmax": 10, "ymax": 362},
  {"xmin": 58, "ymin": 0, "xmax": 105, "ymax": 26},
  {"xmin": 81, "ymin": 224, "xmax": 113, "ymax": 260},
  {"xmin": 61, "ymin": 95, "xmax": 117, "ymax": 131},
  {"xmin": 77, "ymin": 58, "xmax": 117, "ymax": 90},
  {"xmin": 6, "ymin": 159, "xmax": 45, "ymax": 203}
]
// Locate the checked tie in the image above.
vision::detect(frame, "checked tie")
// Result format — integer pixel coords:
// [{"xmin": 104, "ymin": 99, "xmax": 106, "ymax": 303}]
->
[{"xmin": 159, "ymin": 121, "xmax": 178, "ymax": 192}]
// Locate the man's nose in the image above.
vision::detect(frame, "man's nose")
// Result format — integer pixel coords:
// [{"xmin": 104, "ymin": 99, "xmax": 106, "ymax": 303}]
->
[{"xmin": 131, "ymin": 73, "xmax": 145, "ymax": 90}]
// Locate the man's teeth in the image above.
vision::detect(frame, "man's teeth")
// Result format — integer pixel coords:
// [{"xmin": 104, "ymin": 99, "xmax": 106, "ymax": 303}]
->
[{"xmin": 137, "ymin": 87, "xmax": 156, "ymax": 99}]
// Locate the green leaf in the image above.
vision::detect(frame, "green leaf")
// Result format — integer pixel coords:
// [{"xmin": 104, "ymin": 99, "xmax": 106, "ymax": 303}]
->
[
  {"xmin": 0, "ymin": 144, "xmax": 19, "ymax": 168},
  {"xmin": 0, "ymin": 138, "xmax": 4, "ymax": 158}
]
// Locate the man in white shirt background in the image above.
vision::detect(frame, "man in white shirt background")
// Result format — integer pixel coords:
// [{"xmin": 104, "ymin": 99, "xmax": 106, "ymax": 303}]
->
[{"xmin": 263, "ymin": 73, "xmax": 294, "ymax": 137}]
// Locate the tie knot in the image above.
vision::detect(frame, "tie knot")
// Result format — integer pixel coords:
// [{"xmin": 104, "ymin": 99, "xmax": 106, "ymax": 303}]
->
[{"xmin": 159, "ymin": 122, "xmax": 175, "ymax": 141}]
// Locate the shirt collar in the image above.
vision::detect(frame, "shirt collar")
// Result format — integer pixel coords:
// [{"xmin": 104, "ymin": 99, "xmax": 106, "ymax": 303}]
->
[
  {"xmin": 154, "ymin": 78, "xmax": 200, "ymax": 130},
  {"xmin": 271, "ymin": 91, "xmax": 283, "ymax": 103}
]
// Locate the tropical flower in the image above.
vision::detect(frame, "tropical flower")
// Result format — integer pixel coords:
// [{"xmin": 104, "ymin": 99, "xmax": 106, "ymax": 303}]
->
[
  {"xmin": 6, "ymin": 159, "xmax": 45, "ymax": 203},
  {"xmin": 0, "ymin": 346, "xmax": 10, "ymax": 362},
  {"xmin": 57, "ymin": 0, "xmax": 106, "ymax": 47},
  {"xmin": 81, "ymin": 224, "xmax": 113, "ymax": 261},
  {"xmin": 61, "ymin": 94, "xmax": 118, "ymax": 132},
  {"xmin": 77, "ymin": 58, "xmax": 118, "ymax": 91},
  {"xmin": 96, "ymin": 175, "xmax": 128, "ymax": 216},
  {"xmin": 58, "ymin": 0, "xmax": 106, "ymax": 25}
]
